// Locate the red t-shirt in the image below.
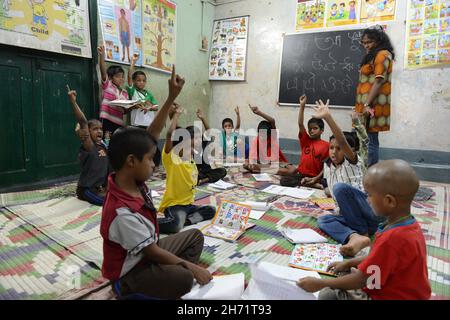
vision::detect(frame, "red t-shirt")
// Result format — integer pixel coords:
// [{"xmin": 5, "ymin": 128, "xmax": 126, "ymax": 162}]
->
[
  {"xmin": 297, "ymin": 131, "xmax": 329, "ymax": 177},
  {"xmin": 358, "ymin": 219, "xmax": 431, "ymax": 300},
  {"xmin": 249, "ymin": 137, "xmax": 288, "ymax": 164}
]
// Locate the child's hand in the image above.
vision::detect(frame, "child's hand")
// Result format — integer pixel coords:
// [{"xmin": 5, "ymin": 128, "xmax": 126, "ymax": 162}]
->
[
  {"xmin": 234, "ymin": 106, "xmax": 240, "ymax": 114},
  {"xmin": 97, "ymin": 45, "xmax": 105, "ymax": 57},
  {"xmin": 174, "ymin": 104, "xmax": 184, "ymax": 115},
  {"xmin": 312, "ymin": 99, "xmax": 331, "ymax": 119},
  {"xmin": 168, "ymin": 65, "xmax": 185, "ymax": 100},
  {"xmin": 196, "ymin": 109, "xmax": 205, "ymax": 120},
  {"xmin": 248, "ymin": 104, "xmax": 260, "ymax": 115},
  {"xmin": 66, "ymin": 85, "xmax": 77, "ymax": 103},
  {"xmin": 301, "ymin": 177, "xmax": 316, "ymax": 186},
  {"xmin": 299, "ymin": 94, "xmax": 307, "ymax": 106},
  {"xmin": 297, "ymin": 277, "xmax": 326, "ymax": 293},
  {"xmin": 188, "ymin": 264, "xmax": 213, "ymax": 285},
  {"xmin": 327, "ymin": 261, "xmax": 350, "ymax": 275}
]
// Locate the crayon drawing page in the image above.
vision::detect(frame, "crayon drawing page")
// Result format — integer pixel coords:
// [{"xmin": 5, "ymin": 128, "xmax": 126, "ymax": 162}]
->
[{"xmin": 289, "ymin": 243, "xmax": 343, "ymax": 273}]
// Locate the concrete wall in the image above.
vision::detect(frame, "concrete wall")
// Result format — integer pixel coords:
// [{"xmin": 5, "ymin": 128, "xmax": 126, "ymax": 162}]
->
[
  {"xmin": 98, "ymin": 0, "xmax": 215, "ymax": 129},
  {"xmin": 210, "ymin": 0, "xmax": 450, "ymax": 153}
]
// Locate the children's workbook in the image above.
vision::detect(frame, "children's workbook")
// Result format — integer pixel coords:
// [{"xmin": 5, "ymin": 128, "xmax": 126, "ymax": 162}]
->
[
  {"xmin": 109, "ymin": 99, "xmax": 140, "ymax": 109},
  {"xmin": 312, "ymin": 198, "xmax": 336, "ymax": 211},
  {"xmin": 288, "ymin": 243, "xmax": 343, "ymax": 276},
  {"xmin": 201, "ymin": 201, "xmax": 251, "ymax": 241}
]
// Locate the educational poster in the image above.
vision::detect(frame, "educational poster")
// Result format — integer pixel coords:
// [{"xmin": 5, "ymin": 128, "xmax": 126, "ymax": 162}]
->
[
  {"xmin": 142, "ymin": 0, "xmax": 176, "ymax": 73},
  {"xmin": 326, "ymin": 0, "xmax": 360, "ymax": 27},
  {"xmin": 296, "ymin": 0, "xmax": 326, "ymax": 30},
  {"xmin": 405, "ymin": 0, "xmax": 450, "ymax": 69},
  {"xmin": 98, "ymin": 0, "xmax": 143, "ymax": 65},
  {"xmin": 209, "ymin": 16, "xmax": 249, "ymax": 81},
  {"xmin": 360, "ymin": 0, "xmax": 397, "ymax": 23},
  {"xmin": 0, "ymin": 0, "xmax": 91, "ymax": 58}
]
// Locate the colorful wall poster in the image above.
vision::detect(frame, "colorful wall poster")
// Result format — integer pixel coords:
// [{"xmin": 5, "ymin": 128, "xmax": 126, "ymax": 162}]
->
[
  {"xmin": 296, "ymin": 0, "xmax": 326, "ymax": 30},
  {"xmin": 0, "ymin": 0, "xmax": 91, "ymax": 58},
  {"xmin": 209, "ymin": 16, "xmax": 249, "ymax": 81},
  {"xmin": 326, "ymin": 0, "xmax": 360, "ymax": 27},
  {"xmin": 142, "ymin": 0, "xmax": 176, "ymax": 73},
  {"xmin": 405, "ymin": 0, "xmax": 450, "ymax": 69},
  {"xmin": 98, "ymin": 0, "xmax": 143, "ymax": 65},
  {"xmin": 360, "ymin": 0, "xmax": 397, "ymax": 23}
]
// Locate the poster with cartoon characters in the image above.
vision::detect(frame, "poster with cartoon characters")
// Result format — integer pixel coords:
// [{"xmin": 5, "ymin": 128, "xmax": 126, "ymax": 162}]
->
[
  {"xmin": 142, "ymin": 0, "xmax": 176, "ymax": 73},
  {"xmin": 405, "ymin": 0, "xmax": 450, "ymax": 69},
  {"xmin": 98, "ymin": 0, "xmax": 142, "ymax": 65},
  {"xmin": 361, "ymin": 0, "xmax": 397, "ymax": 23},
  {"xmin": 296, "ymin": 0, "xmax": 326, "ymax": 30},
  {"xmin": 209, "ymin": 16, "xmax": 249, "ymax": 81},
  {"xmin": 0, "ymin": 0, "xmax": 91, "ymax": 58},
  {"xmin": 326, "ymin": 0, "xmax": 360, "ymax": 27}
]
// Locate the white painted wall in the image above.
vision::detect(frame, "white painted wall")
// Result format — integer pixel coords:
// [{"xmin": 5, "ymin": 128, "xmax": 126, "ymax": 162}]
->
[{"xmin": 210, "ymin": 0, "xmax": 450, "ymax": 152}]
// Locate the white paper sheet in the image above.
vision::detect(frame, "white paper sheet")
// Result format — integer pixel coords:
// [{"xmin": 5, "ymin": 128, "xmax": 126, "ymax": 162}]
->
[
  {"xmin": 242, "ymin": 262, "xmax": 320, "ymax": 300},
  {"xmin": 252, "ymin": 173, "xmax": 273, "ymax": 181},
  {"xmin": 130, "ymin": 109, "xmax": 155, "ymax": 127},
  {"xmin": 262, "ymin": 185, "xmax": 315, "ymax": 199},
  {"xmin": 241, "ymin": 201, "xmax": 271, "ymax": 211},
  {"xmin": 108, "ymin": 99, "xmax": 140, "ymax": 109},
  {"xmin": 249, "ymin": 210, "xmax": 266, "ymax": 220},
  {"xmin": 281, "ymin": 228, "xmax": 328, "ymax": 244},
  {"xmin": 208, "ymin": 179, "xmax": 236, "ymax": 190},
  {"xmin": 182, "ymin": 273, "xmax": 245, "ymax": 300}
]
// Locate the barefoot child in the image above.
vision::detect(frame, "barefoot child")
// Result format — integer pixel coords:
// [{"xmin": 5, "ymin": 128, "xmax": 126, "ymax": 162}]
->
[
  {"xmin": 298, "ymin": 160, "xmax": 431, "ymax": 300},
  {"xmin": 100, "ymin": 66, "xmax": 212, "ymax": 299},
  {"xmin": 67, "ymin": 86, "xmax": 108, "ymax": 206},
  {"xmin": 313, "ymin": 99, "xmax": 381, "ymax": 257}
]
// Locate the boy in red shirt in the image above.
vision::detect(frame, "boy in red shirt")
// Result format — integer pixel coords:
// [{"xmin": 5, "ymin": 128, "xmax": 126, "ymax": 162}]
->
[
  {"xmin": 281, "ymin": 95, "xmax": 329, "ymax": 188},
  {"xmin": 297, "ymin": 159, "xmax": 431, "ymax": 300}
]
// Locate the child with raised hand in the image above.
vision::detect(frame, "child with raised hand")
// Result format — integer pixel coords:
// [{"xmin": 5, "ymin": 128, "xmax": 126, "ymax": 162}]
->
[
  {"xmin": 157, "ymin": 105, "xmax": 216, "ymax": 234},
  {"xmin": 98, "ymin": 45, "xmax": 129, "ymax": 138},
  {"xmin": 281, "ymin": 94, "xmax": 329, "ymax": 188},
  {"xmin": 127, "ymin": 53, "xmax": 161, "ymax": 166},
  {"xmin": 312, "ymin": 99, "xmax": 380, "ymax": 257},
  {"xmin": 221, "ymin": 106, "xmax": 246, "ymax": 162},
  {"xmin": 195, "ymin": 108, "xmax": 227, "ymax": 185},
  {"xmin": 100, "ymin": 66, "xmax": 213, "ymax": 299},
  {"xmin": 67, "ymin": 86, "xmax": 109, "ymax": 206},
  {"xmin": 298, "ymin": 160, "xmax": 431, "ymax": 300},
  {"xmin": 245, "ymin": 105, "xmax": 297, "ymax": 176}
]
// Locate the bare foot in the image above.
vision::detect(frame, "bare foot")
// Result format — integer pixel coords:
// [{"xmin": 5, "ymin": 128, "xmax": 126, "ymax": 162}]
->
[{"xmin": 340, "ymin": 233, "xmax": 370, "ymax": 257}]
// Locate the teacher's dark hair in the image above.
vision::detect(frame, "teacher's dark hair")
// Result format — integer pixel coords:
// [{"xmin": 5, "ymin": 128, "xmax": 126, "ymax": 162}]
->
[{"xmin": 361, "ymin": 26, "xmax": 395, "ymax": 65}]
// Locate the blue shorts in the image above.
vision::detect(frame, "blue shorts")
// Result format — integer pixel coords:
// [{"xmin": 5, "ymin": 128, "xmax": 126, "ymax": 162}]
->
[{"xmin": 120, "ymin": 31, "xmax": 130, "ymax": 47}]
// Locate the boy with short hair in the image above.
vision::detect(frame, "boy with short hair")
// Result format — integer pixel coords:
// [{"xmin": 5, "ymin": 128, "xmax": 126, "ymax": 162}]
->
[
  {"xmin": 100, "ymin": 66, "xmax": 212, "ymax": 299},
  {"xmin": 298, "ymin": 159, "xmax": 431, "ymax": 300}
]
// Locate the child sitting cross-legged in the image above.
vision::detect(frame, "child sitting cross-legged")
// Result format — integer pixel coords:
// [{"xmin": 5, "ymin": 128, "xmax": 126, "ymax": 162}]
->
[
  {"xmin": 100, "ymin": 66, "xmax": 212, "ymax": 299},
  {"xmin": 298, "ymin": 159, "xmax": 431, "ymax": 300},
  {"xmin": 157, "ymin": 105, "xmax": 216, "ymax": 234}
]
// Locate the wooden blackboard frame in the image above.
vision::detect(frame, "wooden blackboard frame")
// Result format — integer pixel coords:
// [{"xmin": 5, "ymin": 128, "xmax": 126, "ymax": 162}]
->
[{"xmin": 277, "ymin": 25, "xmax": 372, "ymax": 109}]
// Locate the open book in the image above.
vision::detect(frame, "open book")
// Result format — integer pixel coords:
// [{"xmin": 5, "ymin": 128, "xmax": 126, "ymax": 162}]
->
[
  {"xmin": 201, "ymin": 201, "xmax": 251, "ymax": 241},
  {"xmin": 312, "ymin": 198, "xmax": 336, "ymax": 211},
  {"xmin": 207, "ymin": 179, "xmax": 237, "ymax": 190},
  {"xmin": 108, "ymin": 99, "xmax": 140, "ymax": 109},
  {"xmin": 182, "ymin": 273, "xmax": 245, "ymax": 300},
  {"xmin": 288, "ymin": 243, "xmax": 343, "ymax": 276},
  {"xmin": 242, "ymin": 262, "xmax": 320, "ymax": 300},
  {"xmin": 240, "ymin": 201, "xmax": 271, "ymax": 220},
  {"xmin": 262, "ymin": 185, "xmax": 315, "ymax": 199}
]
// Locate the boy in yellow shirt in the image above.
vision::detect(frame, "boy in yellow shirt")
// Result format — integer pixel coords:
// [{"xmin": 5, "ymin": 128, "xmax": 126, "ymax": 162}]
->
[{"xmin": 158, "ymin": 105, "xmax": 216, "ymax": 234}]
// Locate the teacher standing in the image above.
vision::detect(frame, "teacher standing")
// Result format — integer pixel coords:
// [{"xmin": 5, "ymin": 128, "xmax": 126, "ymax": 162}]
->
[{"xmin": 355, "ymin": 26, "xmax": 395, "ymax": 167}]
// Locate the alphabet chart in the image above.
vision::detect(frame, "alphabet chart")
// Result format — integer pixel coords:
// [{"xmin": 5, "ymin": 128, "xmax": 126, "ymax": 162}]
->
[{"xmin": 288, "ymin": 243, "xmax": 343, "ymax": 275}]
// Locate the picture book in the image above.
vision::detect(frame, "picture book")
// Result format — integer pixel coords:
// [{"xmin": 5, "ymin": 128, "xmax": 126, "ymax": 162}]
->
[
  {"xmin": 288, "ymin": 243, "xmax": 343, "ymax": 276},
  {"xmin": 312, "ymin": 198, "xmax": 336, "ymax": 211},
  {"xmin": 201, "ymin": 200, "xmax": 252, "ymax": 241}
]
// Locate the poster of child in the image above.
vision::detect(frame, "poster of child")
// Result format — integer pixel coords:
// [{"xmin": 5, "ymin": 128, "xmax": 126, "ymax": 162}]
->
[
  {"xmin": 296, "ymin": 0, "xmax": 326, "ymax": 30},
  {"xmin": 326, "ymin": 0, "xmax": 359, "ymax": 27},
  {"xmin": 361, "ymin": 0, "xmax": 396, "ymax": 23},
  {"xmin": 117, "ymin": 7, "xmax": 131, "ymax": 62}
]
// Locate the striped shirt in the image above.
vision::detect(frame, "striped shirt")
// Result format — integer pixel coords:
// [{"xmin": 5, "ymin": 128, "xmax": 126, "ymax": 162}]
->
[
  {"xmin": 324, "ymin": 156, "xmax": 365, "ymax": 200},
  {"xmin": 100, "ymin": 80, "xmax": 129, "ymax": 126}
]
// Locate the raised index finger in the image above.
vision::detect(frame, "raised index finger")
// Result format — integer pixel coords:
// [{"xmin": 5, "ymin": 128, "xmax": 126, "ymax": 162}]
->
[
  {"xmin": 171, "ymin": 64, "xmax": 176, "ymax": 81},
  {"xmin": 66, "ymin": 84, "xmax": 71, "ymax": 92}
]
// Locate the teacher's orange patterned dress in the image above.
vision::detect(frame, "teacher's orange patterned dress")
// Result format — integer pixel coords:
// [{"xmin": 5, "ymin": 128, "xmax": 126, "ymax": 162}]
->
[{"xmin": 355, "ymin": 50, "xmax": 393, "ymax": 133}]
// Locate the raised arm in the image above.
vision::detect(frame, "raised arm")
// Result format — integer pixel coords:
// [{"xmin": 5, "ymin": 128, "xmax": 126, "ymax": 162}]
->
[
  {"xmin": 249, "ymin": 105, "xmax": 276, "ymax": 128},
  {"xmin": 67, "ymin": 86, "xmax": 93, "ymax": 151},
  {"xmin": 147, "ymin": 65, "xmax": 185, "ymax": 140},
  {"xmin": 313, "ymin": 100, "xmax": 357, "ymax": 164},
  {"xmin": 97, "ymin": 45, "xmax": 107, "ymax": 83},
  {"xmin": 164, "ymin": 105, "xmax": 183, "ymax": 154},
  {"xmin": 128, "ymin": 53, "xmax": 139, "ymax": 87},
  {"xmin": 298, "ymin": 94, "xmax": 307, "ymax": 134},
  {"xmin": 196, "ymin": 109, "xmax": 210, "ymax": 131},
  {"xmin": 234, "ymin": 106, "xmax": 241, "ymax": 130}
]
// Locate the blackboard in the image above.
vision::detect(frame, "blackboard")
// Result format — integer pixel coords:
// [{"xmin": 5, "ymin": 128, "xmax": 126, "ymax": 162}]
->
[{"xmin": 278, "ymin": 29, "xmax": 365, "ymax": 107}]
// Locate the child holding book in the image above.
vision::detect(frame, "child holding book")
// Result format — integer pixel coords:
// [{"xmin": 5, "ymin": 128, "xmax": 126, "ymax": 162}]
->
[
  {"xmin": 100, "ymin": 66, "xmax": 213, "ymax": 299},
  {"xmin": 298, "ymin": 159, "xmax": 431, "ymax": 300}
]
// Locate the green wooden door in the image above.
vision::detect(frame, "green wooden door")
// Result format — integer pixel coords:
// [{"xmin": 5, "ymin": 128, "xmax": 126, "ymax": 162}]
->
[{"xmin": 0, "ymin": 47, "xmax": 96, "ymax": 188}]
